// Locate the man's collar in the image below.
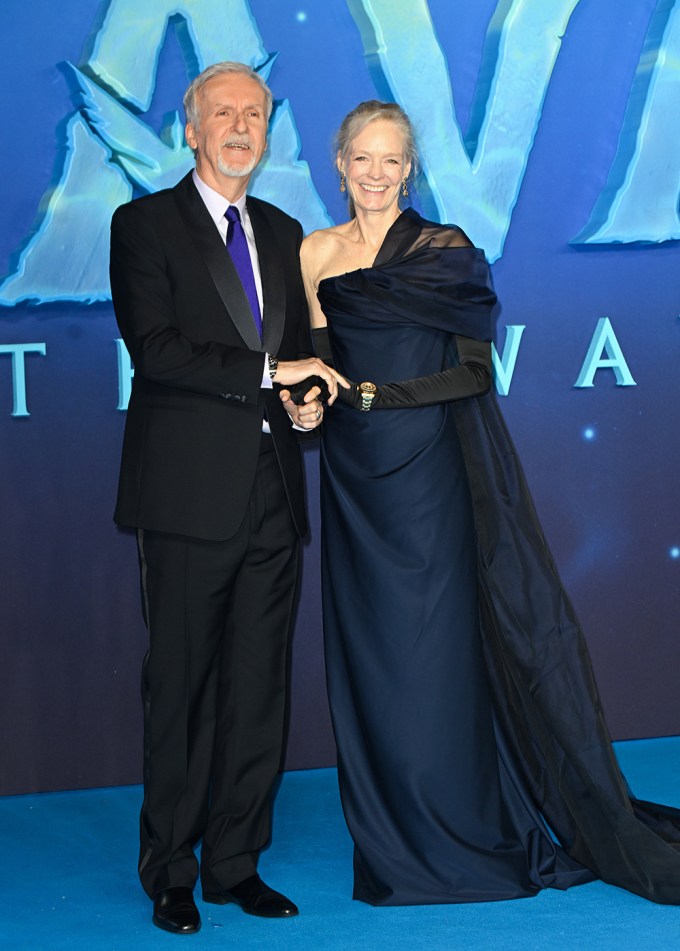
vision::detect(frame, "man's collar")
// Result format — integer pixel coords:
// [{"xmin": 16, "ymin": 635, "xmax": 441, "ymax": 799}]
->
[{"xmin": 192, "ymin": 169, "xmax": 248, "ymax": 225}]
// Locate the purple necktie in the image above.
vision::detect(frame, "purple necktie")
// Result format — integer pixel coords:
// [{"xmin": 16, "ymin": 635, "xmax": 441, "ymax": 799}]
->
[{"xmin": 225, "ymin": 206, "xmax": 263, "ymax": 338}]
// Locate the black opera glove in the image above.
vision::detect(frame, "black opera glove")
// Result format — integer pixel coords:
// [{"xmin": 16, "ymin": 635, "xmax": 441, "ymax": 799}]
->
[
  {"xmin": 285, "ymin": 375, "xmax": 331, "ymax": 406},
  {"xmin": 279, "ymin": 326, "xmax": 336, "ymax": 404},
  {"xmin": 338, "ymin": 335, "xmax": 492, "ymax": 411},
  {"xmin": 311, "ymin": 326, "xmax": 335, "ymax": 365}
]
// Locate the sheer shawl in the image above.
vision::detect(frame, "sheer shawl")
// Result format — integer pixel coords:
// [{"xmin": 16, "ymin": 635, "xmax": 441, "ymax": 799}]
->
[{"xmin": 374, "ymin": 209, "xmax": 680, "ymax": 904}]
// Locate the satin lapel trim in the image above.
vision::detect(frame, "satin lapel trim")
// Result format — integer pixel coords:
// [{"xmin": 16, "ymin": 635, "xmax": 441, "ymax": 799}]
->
[
  {"xmin": 173, "ymin": 174, "xmax": 262, "ymax": 351},
  {"xmin": 247, "ymin": 199, "xmax": 286, "ymax": 357}
]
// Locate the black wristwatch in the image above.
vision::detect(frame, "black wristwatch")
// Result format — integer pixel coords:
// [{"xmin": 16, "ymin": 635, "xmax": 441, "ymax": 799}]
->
[{"xmin": 358, "ymin": 381, "xmax": 377, "ymax": 411}]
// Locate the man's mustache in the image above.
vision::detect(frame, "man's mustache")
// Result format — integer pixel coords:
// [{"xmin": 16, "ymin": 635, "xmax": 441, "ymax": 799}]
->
[{"xmin": 221, "ymin": 135, "xmax": 252, "ymax": 150}]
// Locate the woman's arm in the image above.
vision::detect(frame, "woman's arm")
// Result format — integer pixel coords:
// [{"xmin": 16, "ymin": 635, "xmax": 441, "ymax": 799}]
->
[
  {"xmin": 335, "ymin": 334, "xmax": 492, "ymax": 410},
  {"xmin": 300, "ymin": 232, "xmax": 330, "ymax": 329},
  {"xmin": 283, "ymin": 234, "xmax": 349, "ymax": 405}
]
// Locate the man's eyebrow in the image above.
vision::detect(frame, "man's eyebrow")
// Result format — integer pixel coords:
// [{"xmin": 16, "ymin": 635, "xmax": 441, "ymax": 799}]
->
[{"xmin": 209, "ymin": 100, "xmax": 265, "ymax": 110}]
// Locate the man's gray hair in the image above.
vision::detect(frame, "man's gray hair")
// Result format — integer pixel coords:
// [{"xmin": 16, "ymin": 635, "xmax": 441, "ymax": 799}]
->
[{"xmin": 183, "ymin": 62, "xmax": 273, "ymax": 129}]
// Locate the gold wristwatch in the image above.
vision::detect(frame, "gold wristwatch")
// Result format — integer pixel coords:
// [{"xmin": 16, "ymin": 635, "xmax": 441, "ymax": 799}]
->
[{"xmin": 358, "ymin": 381, "xmax": 377, "ymax": 411}]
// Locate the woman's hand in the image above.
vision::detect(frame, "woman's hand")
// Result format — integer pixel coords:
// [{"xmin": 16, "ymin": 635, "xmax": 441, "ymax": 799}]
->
[{"xmin": 275, "ymin": 358, "xmax": 348, "ymax": 405}]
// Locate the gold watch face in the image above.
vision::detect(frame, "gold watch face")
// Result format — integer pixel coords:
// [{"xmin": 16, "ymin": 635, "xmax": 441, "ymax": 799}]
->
[{"xmin": 359, "ymin": 382, "xmax": 377, "ymax": 395}]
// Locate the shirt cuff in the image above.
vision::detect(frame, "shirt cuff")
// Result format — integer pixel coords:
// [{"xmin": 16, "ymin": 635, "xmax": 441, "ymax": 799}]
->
[{"xmin": 261, "ymin": 353, "xmax": 273, "ymax": 389}]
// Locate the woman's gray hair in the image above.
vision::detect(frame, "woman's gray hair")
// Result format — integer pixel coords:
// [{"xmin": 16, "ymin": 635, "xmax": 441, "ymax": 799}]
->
[
  {"xmin": 336, "ymin": 100, "xmax": 418, "ymax": 177},
  {"xmin": 183, "ymin": 62, "xmax": 273, "ymax": 129}
]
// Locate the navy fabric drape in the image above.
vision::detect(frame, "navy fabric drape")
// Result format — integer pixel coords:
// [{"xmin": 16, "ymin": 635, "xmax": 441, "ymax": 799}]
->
[{"xmin": 317, "ymin": 209, "xmax": 680, "ymax": 906}]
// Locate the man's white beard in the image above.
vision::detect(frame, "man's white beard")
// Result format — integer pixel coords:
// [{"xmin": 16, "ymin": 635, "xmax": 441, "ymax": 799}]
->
[
  {"xmin": 218, "ymin": 138, "xmax": 259, "ymax": 178},
  {"xmin": 218, "ymin": 154, "xmax": 259, "ymax": 177}
]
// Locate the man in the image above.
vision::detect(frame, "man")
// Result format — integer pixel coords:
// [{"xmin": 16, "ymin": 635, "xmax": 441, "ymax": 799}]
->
[{"xmin": 110, "ymin": 62, "xmax": 343, "ymax": 935}]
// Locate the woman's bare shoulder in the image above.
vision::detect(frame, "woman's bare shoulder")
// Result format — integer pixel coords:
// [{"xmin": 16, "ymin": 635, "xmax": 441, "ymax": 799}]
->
[
  {"xmin": 301, "ymin": 224, "xmax": 356, "ymax": 282},
  {"xmin": 302, "ymin": 223, "xmax": 352, "ymax": 257}
]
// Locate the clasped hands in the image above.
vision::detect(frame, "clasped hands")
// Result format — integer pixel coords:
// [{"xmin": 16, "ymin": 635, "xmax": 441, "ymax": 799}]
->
[{"xmin": 276, "ymin": 357, "xmax": 349, "ymax": 430}]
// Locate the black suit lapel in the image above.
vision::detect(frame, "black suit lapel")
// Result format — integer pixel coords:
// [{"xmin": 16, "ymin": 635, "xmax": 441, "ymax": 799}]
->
[
  {"xmin": 173, "ymin": 173, "xmax": 262, "ymax": 351},
  {"xmin": 247, "ymin": 198, "xmax": 286, "ymax": 358}
]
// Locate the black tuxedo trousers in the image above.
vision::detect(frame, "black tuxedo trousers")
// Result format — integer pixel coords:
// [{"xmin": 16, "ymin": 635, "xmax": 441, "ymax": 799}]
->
[{"xmin": 137, "ymin": 438, "xmax": 299, "ymax": 895}]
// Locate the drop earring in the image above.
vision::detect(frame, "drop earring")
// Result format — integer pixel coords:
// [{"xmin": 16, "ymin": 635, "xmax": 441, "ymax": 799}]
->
[
  {"xmin": 401, "ymin": 177, "xmax": 409, "ymax": 198},
  {"xmin": 339, "ymin": 172, "xmax": 346, "ymax": 193}
]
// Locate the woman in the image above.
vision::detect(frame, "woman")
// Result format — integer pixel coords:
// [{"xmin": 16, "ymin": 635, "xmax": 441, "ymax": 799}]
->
[{"xmin": 299, "ymin": 101, "xmax": 680, "ymax": 907}]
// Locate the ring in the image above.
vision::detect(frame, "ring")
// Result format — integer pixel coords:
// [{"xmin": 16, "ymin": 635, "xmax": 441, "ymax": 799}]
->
[{"xmin": 315, "ymin": 409, "xmax": 322, "ymax": 420}]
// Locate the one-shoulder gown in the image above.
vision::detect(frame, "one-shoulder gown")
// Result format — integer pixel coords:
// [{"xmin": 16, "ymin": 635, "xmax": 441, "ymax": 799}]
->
[{"xmin": 317, "ymin": 209, "xmax": 680, "ymax": 907}]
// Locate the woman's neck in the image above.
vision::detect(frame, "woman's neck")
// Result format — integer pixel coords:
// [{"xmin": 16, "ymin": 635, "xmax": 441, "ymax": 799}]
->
[{"xmin": 352, "ymin": 206, "xmax": 402, "ymax": 252}]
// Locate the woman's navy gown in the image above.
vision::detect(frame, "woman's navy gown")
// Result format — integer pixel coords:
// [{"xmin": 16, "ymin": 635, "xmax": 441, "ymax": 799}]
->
[{"xmin": 317, "ymin": 209, "xmax": 680, "ymax": 907}]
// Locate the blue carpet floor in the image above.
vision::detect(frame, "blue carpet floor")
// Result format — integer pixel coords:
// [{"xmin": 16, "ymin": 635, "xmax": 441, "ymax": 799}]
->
[{"xmin": 2, "ymin": 737, "xmax": 680, "ymax": 950}]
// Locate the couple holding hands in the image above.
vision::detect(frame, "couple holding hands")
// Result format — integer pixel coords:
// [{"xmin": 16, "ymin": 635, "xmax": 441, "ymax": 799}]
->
[{"xmin": 110, "ymin": 62, "xmax": 680, "ymax": 935}]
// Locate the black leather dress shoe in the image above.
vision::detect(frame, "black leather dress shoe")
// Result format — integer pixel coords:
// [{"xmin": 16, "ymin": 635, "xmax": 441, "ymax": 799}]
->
[
  {"xmin": 203, "ymin": 874, "xmax": 299, "ymax": 918},
  {"xmin": 152, "ymin": 886, "xmax": 201, "ymax": 934}
]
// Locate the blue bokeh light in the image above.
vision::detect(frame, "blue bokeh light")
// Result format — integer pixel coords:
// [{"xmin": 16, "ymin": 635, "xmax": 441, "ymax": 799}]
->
[
  {"xmin": 296, "ymin": 10, "xmax": 307, "ymax": 22},
  {"xmin": 669, "ymin": 547, "xmax": 680, "ymax": 560},
  {"xmin": 582, "ymin": 426, "xmax": 596, "ymax": 441}
]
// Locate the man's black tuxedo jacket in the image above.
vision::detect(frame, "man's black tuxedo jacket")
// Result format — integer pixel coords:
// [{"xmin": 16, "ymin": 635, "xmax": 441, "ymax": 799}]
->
[{"xmin": 110, "ymin": 172, "xmax": 311, "ymax": 541}]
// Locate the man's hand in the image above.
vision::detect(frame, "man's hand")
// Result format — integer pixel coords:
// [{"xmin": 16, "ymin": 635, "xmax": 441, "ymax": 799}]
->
[
  {"xmin": 285, "ymin": 375, "xmax": 330, "ymax": 406},
  {"xmin": 280, "ymin": 385, "xmax": 325, "ymax": 430},
  {"xmin": 275, "ymin": 358, "xmax": 348, "ymax": 405}
]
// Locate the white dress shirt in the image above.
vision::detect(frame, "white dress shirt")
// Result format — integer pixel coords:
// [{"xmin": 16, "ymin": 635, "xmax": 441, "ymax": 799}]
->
[{"xmin": 192, "ymin": 170, "xmax": 273, "ymax": 391}]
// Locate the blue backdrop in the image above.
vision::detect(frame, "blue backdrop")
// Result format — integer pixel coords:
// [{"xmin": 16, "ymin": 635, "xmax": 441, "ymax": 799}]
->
[{"xmin": 1, "ymin": 0, "xmax": 678, "ymax": 795}]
